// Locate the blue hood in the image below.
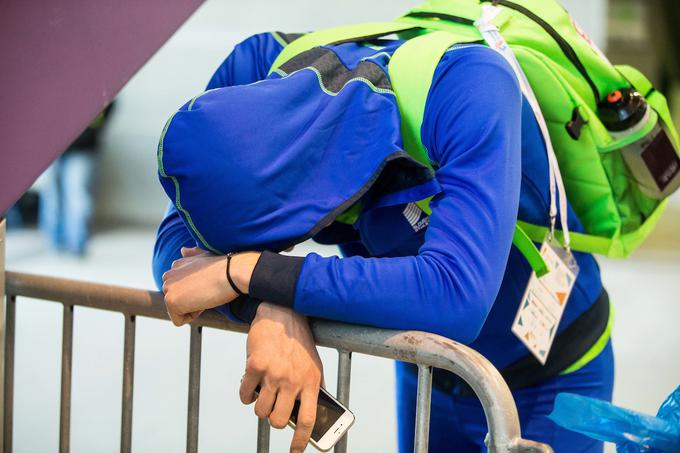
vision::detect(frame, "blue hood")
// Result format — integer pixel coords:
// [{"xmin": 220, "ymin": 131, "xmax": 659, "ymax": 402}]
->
[{"xmin": 158, "ymin": 57, "xmax": 439, "ymax": 254}]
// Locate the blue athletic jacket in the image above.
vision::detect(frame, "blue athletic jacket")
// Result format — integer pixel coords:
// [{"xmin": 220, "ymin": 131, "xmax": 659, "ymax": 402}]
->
[{"xmin": 153, "ymin": 32, "xmax": 602, "ymax": 370}]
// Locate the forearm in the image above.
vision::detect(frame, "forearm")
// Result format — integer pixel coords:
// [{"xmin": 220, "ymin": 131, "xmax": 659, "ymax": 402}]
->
[
  {"xmin": 232, "ymin": 205, "xmax": 514, "ymax": 343},
  {"xmin": 244, "ymin": 243, "xmax": 506, "ymax": 343}
]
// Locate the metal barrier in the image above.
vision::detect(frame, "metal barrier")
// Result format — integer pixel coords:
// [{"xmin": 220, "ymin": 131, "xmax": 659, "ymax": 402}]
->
[{"xmin": 0, "ymin": 224, "xmax": 552, "ymax": 453}]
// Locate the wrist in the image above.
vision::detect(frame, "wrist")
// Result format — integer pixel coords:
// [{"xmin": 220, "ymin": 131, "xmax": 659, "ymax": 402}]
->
[
  {"xmin": 254, "ymin": 301, "xmax": 301, "ymax": 324},
  {"xmin": 230, "ymin": 252, "xmax": 262, "ymax": 294}
]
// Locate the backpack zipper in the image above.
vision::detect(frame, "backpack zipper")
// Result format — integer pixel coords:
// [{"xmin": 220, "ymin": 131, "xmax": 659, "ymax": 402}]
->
[{"xmin": 482, "ymin": 0, "xmax": 601, "ymax": 103}]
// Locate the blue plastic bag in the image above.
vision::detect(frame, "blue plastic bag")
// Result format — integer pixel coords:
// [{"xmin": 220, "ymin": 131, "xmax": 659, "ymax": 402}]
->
[{"xmin": 548, "ymin": 386, "xmax": 680, "ymax": 452}]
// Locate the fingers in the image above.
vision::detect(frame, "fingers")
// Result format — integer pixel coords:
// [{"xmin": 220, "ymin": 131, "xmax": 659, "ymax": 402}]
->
[
  {"xmin": 164, "ymin": 295, "xmax": 201, "ymax": 326},
  {"xmin": 239, "ymin": 367, "xmax": 262, "ymax": 405},
  {"xmin": 254, "ymin": 385, "xmax": 277, "ymax": 419},
  {"xmin": 167, "ymin": 311, "xmax": 193, "ymax": 327},
  {"xmin": 166, "ymin": 308, "xmax": 185, "ymax": 327},
  {"xmin": 185, "ymin": 310, "xmax": 204, "ymax": 324},
  {"xmin": 269, "ymin": 387, "xmax": 296, "ymax": 429},
  {"xmin": 290, "ymin": 387, "xmax": 318, "ymax": 453}
]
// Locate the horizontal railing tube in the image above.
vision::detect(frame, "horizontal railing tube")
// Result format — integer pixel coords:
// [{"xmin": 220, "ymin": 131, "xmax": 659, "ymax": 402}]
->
[
  {"xmin": 4, "ymin": 271, "xmax": 552, "ymax": 453},
  {"xmin": 4, "ymin": 272, "xmax": 248, "ymax": 334}
]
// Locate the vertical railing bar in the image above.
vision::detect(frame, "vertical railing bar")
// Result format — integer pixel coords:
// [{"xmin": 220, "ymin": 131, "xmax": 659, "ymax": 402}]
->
[
  {"xmin": 120, "ymin": 314, "xmax": 136, "ymax": 453},
  {"xmin": 413, "ymin": 365, "xmax": 432, "ymax": 453},
  {"xmin": 3, "ymin": 295, "xmax": 15, "ymax": 453},
  {"xmin": 186, "ymin": 324, "xmax": 202, "ymax": 453},
  {"xmin": 334, "ymin": 350, "xmax": 352, "ymax": 453},
  {"xmin": 59, "ymin": 304, "xmax": 74, "ymax": 453},
  {"xmin": 256, "ymin": 417, "xmax": 270, "ymax": 453}
]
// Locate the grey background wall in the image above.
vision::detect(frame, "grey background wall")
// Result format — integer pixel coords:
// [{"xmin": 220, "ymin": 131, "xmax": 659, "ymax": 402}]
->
[{"xmin": 93, "ymin": 0, "xmax": 611, "ymax": 226}]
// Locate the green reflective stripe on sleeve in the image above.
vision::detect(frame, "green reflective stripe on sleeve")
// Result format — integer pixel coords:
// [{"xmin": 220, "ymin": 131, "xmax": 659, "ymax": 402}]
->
[
  {"xmin": 560, "ymin": 302, "xmax": 615, "ymax": 375},
  {"xmin": 269, "ymin": 22, "xmax": 415, "ymax": 75},
  {"xmin": 513, "ymin": 224, "xmax": 549, "ymax": 277}
]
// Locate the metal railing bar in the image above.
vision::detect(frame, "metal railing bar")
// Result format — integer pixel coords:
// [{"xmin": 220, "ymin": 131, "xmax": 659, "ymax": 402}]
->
[
  {"xmin": 3, "ymin": 295, "xmax": 15, "ymax": 453},
  {"xmin": 334, "ymin": 350, "xmax": 352, "ymax": 453},
  {"xmin": 5, "ymin": 271, "xmax": 551, "ymax": 453},
  {"xmin": 186, "ymin": 325, "xmax": 202, "ymax": 453},
  {"xmin": 256, "ymin": 417, "xmax": 270, "ymax": 453},
  {"xmin": 59, "ymin": 304, "xmax": 74, "ymax": 453},
  {"xmin": 308, "ymin": 328, "xmax": 526, "ymax": 452},
  {"xmin": 4, "ymin": 272, "xmax": 248, "ymax": 335},
  {"xmin": 413, "ymin": 365, "xmax": 432, "ymax": 453},
  {"xmin": 121, "ymin": 314, "xmax": 136, "ymax": 453}
]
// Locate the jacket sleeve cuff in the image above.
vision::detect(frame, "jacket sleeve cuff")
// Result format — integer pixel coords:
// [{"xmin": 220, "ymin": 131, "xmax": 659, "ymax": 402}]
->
[
  {"xmin": 228, "ymin": 295, "xmax": 264, "ymax": 324},
  {"xmin": 249, "ymin": 250, "xmax": 304, "ymax": 309}
]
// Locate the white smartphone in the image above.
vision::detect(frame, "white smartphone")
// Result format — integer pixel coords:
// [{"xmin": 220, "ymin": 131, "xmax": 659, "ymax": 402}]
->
[{"xmin": 255, "ymin": 386, "xmax": 355, "ymax": 451}]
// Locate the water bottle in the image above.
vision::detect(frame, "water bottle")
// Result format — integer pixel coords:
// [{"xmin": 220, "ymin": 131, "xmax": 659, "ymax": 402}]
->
[{"xmin": 598, "ymin": 88, "xmax": 680, "ymax": 199}]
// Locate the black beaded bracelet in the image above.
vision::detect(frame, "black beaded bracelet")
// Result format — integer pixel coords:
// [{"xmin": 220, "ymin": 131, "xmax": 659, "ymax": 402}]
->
[{"xmin": 225, "ymin": 252, "xmax": 245, "ymax": 296}]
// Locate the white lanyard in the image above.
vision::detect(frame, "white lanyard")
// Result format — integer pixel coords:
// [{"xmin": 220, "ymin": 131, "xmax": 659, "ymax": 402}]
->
[{"xmin": 475, "ymin": 5, "xmax": 571, "ymax": 250}]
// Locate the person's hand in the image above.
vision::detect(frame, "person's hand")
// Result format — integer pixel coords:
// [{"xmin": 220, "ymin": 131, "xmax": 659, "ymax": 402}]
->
[
  {"xmin": 240, "ymin": 303, "xmax": 323, "ymax": 453},
  {"xmin": 161, "ymin": 247, "xmax": 260, "ymax": 326}
]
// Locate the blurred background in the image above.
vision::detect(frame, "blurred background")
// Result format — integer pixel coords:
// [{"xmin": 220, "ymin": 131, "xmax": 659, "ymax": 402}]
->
[{"xmin": 3, "ymin": 0, "xmax": 680, "ymax": 452}]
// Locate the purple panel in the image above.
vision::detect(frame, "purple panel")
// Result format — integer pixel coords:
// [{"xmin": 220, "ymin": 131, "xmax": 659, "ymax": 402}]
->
[{"xmin": 0, "ymin": 0, "xmax": 203, "ymax": 214}]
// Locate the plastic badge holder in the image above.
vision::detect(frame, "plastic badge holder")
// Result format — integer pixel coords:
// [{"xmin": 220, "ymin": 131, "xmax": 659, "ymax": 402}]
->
[{"xmin": 548, "ymin": 387, "xmax": 680, "ymax": 452}]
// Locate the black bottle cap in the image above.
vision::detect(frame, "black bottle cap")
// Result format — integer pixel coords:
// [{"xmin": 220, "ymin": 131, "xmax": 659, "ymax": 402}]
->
[{"xmin": 597, "ymin": 88, "xmax": 648, "ymax": 132}]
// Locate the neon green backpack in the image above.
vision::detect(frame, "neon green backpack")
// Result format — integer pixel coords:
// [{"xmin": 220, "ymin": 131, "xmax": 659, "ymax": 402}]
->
[{"xmin": 270, "ymin": 0, "xmax": 680, "ymax": 270}]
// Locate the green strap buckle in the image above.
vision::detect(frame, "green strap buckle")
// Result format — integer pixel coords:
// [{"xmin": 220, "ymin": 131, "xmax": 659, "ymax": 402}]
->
[{"xmin": 513, "ymin": 224, "xmax": 549, "ymax": 277}]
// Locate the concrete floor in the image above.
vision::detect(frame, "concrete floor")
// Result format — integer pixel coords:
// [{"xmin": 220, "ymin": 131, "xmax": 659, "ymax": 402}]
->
[{"xmin": 4, "ymin": 218, "xmax": 680, "ymax": 453}]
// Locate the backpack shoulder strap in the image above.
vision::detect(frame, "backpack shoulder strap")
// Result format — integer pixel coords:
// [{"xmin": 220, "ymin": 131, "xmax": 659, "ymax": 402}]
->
[
  {"xmin": 388, "ymin": 30, "xmax": 476, "ymax": 166},
  {"xmin": 268, "ymin": 22, "xmax": 417, "ymax": 75},
  {"xmin": 389, "ymin": 30, "xmax": 548, "ymax": 275}
]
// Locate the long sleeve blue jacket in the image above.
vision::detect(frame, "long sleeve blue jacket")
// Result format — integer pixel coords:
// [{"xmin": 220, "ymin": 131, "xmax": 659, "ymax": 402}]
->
[{"xmin": 153, "ymin": 32, "xmax": 602, "ymax": 370}]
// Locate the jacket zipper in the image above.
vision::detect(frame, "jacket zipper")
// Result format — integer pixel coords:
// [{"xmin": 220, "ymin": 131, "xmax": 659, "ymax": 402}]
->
[{"xmin": 486, "ymin": 0, "xmax": 601, "ymax": 103}]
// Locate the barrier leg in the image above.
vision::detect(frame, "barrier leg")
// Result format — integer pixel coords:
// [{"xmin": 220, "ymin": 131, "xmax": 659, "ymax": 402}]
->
[{"xmin": 413, "ymin": 365, "xmax": 432, "ymax": 453}]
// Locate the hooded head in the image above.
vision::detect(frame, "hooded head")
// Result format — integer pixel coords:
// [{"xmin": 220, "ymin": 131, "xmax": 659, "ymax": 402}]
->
[{"xmin": 158, "ymin": 48, "xmax": 438, "ymax": 254}]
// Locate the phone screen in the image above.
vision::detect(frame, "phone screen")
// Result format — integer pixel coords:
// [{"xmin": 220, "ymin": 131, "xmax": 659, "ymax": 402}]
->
[{"xmin": 289, "ymin": 388, "xmax": 345, "ymax": 442}]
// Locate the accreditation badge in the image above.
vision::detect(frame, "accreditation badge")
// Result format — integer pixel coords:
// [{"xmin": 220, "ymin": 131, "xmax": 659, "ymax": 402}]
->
[{"xmin": 511, "ymin": 236, "xmax": 580, "ymax": 364}]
